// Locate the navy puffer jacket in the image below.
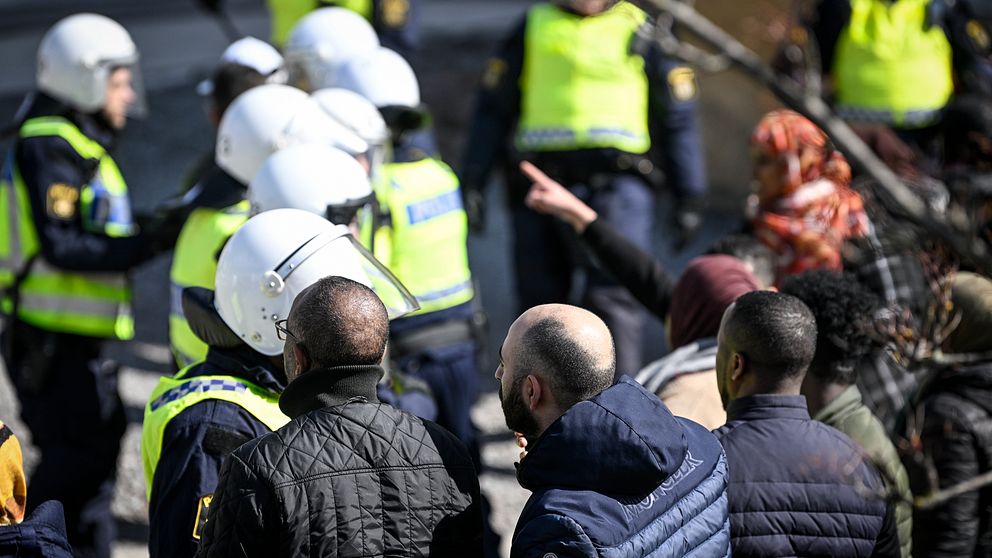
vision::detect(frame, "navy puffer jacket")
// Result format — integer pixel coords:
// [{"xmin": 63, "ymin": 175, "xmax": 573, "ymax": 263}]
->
[
  {"xmin": 715, "ymin": 394, "xmax": 900, "ymax": 557},
  {"xmin": 0, "ymin": 501, "xmax": 74, "ymax": 558},
  {"xmin": 511, "ymin": 376, "xmax": 731, "ymax": 558}
]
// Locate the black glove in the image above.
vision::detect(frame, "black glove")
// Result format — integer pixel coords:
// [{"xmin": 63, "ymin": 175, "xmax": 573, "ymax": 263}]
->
[
  {"xmin": 194, "ymin": 0, "xmax": 223, "ymax": 14},
  {"xmin": 462, "ymin": 186, "xmax": 487, "ymax": 234}
]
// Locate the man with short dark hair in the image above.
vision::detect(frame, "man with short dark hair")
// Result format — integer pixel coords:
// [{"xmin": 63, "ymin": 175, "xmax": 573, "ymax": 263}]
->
[
  {"xmin": 198, "ymin": 276, "xmax": 483, "ymax": 557},
  {"xmin": 781, "ymin": 270, "xmax": 913, "ymax": 557},
  {"xmin": 715, "ymin": 290, "xmax": 899, "ymax": 557},
  {"xmin": 499, "ymin": 303, "xmax": 730, "ymax": 557}
]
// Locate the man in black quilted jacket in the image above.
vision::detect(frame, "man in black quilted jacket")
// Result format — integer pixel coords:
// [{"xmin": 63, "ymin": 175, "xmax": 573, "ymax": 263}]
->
[{"xmin": 197, "ymin": 276, "xmax": 483, "ymax": 557}]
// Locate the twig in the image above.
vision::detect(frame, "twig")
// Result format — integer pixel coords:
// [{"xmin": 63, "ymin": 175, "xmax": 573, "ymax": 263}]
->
[{"xmin": 915, "ymin": 470, "xmax": 992, "ymax": 510}]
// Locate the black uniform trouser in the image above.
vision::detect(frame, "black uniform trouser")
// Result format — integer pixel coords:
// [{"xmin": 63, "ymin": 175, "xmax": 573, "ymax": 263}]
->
[{"xmin": 4, "ymin": 320, "xmax": 126, "ymax": 558}]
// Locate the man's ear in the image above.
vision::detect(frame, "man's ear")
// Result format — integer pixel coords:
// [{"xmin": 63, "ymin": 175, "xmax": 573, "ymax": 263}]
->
[
  {"xmin": 730, "ymin": 352, "xmax": 746, "ymax": 382},
  {"xmin": 525, "ymin": 374, "xmax": 542, "ymax": 411},
  {"xmin": 293, "ymin": 343, "xmax": 310, "ymax": 376}
]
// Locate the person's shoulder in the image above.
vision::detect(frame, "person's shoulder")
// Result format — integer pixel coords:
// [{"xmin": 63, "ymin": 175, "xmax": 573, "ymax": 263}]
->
[
  {"xmin": 797, "ymin": 416, "xmax": 865, "ymax": 451},
  {"xmin": 16, "ymin": 132, "xmax": 85, "ymax": 166},
  {"xmin": 922, "ymin": 389, "xmax": 988, "ymax": 431},
  {"xmin": 513, "ymin": 502, "xmax": 597, "ymax": 556},
  {"xmin": 372, "ymin": 403, "xmax": 475, "ymax": 465},
  {"xmin": 163, "ymin": 397, "xmax": 268, "ymax": 439}
]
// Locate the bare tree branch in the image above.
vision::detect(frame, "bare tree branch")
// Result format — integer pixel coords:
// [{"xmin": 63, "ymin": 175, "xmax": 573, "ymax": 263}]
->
[{"xmin": 916, "ymin": 470, "xmax": 992, "ymax": 510}]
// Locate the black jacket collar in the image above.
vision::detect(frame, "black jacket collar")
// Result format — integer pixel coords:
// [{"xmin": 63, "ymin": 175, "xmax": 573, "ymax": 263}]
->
[
  {"xmin": 279, "ymin": 365, "xmax": 384, "ymax": 419},
  {"xmin": 183, "ymin": 345, "xmax": 288, "ymax": 393},
  {"xmin": 726, "ymin": 394, "xmax": 810, "ymax": 422}
]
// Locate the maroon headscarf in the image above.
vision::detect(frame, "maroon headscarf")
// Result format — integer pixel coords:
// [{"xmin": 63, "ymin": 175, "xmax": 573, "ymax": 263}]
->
[{"xmin": 668, "ymin": 255, "xmax": 761, "ymax": 350}]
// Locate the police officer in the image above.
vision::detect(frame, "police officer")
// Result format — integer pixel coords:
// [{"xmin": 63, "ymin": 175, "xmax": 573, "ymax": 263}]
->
[
  {"xmin": 0, "ymin": 14, "xmax": 172, "ymax": 558},
  {"xmin": 143, "ymin": 209, "xmax": 416, "ymax": 558},
  {"xmin": 169, "ymin": 41, "xmax": 284, "ymax": 368},
  {"xmin": 808, "ymin": 0, "xmax": 992, "ymax": 161},
  {"xmin": 460, "ymin": 0, "xmax": 707, "ymax": 375},
  {"xmin": 247, "ymin": 143, "xmax": 439, "ymax": 419},
  {"xmin": 334, "ymin": 48, "xmax": 482, "ymax": 457},
  {"xmin": 168, "ymin": 84, "xmax": 366, "ymax": 368},
  {"xmin": 178, "ymin": 37, "xmax": 286, "ymax": 196},
  {"xmin": 268, "ymin": 0, "xmax": 417, "ymax": 58}
]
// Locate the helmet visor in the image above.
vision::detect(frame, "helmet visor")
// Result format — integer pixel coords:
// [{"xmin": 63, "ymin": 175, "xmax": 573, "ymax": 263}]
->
[{"xmin": 278, "ymin": 226, "xmax": 419, "ymax": 320}]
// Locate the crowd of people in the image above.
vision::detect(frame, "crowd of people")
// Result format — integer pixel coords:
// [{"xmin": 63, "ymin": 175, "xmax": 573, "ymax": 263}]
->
[{"xmin": 0, "ymin": 0, "xmax": 990, "ymax": 556}]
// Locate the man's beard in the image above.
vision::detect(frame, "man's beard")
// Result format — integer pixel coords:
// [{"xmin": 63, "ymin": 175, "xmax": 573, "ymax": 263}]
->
[{"xmin": 500, "ymin": 374, "xmax": 541, "ymax": 441}]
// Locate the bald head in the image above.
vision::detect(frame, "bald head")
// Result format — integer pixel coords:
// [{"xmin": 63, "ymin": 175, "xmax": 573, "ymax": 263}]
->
[
  {"xmin": 287, "ymin": 276, "xmax": 388, "ymax": 373},
  {"xmin": 508, "ymin": 304, "xmax": 616, "ymax": 411}
]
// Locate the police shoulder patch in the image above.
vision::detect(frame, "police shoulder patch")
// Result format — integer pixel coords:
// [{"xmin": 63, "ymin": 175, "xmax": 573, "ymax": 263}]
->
[
  {"xmin": 381, "ymin": 0, "xmax": 409, "ymax": 27},
  {"xmin": 667, "ymin": 66, "xmax": 698, "ymax": 102},
  {"xmin": 967, "ymin": 20, "xmax": 991, "ymax": 52},
  {"xmin": 45, "ymin": 183, "xmax": 79, "ymax": 220},
  {"xmin": 482, "ymin": 58, "xmax": 508, "ymax": 89},
  {"xmin": 192, "ymin": 494, "xmax": 213, "ymax": 540}
]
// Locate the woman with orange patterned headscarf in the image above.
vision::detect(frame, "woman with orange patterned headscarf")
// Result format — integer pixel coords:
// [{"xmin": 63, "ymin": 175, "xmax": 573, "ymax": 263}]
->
[{"xmin": 748, "ymin": 110, "xmax": 869, "ymax": 284}]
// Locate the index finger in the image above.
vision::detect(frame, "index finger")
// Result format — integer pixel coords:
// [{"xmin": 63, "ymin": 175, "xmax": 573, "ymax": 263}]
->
[{"xmin": 519, "ymin": 160, "xmax": 553, "ymax": 185}]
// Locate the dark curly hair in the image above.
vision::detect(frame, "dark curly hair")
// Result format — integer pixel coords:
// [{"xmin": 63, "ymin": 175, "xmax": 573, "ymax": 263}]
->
[{"xmin": 780, "ymin": 270, "xmax": 880, "ymax": 385}]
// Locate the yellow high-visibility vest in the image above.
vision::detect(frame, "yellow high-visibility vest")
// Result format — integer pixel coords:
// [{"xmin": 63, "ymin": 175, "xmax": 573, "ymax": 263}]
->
[
  {"xmin": 833, "ymin": 0, "xmax": 953, "ymax": 128},
  {"xmin": 0, "ymin": 116, "xmax": 136, "ymax": 339},
  {"xmin": 373, "ymin": 158, "xmax": 474, "ymax": 316},
  {"xmin": 516, "ymin": 2, "xmax": 651, "ymax": 154},
  {"xmin": 141, "ymin": 367, "xmax": 289, "ymax": 499},
  {"xmin": 168, "ymin": 202, "xmax": 249, "ymax": 368}
]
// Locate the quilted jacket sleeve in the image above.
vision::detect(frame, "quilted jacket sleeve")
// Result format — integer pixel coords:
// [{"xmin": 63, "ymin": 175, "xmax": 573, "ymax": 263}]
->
[
  {"xmin": 196, "ymin": 450, "xmax": 280, "ymax": 558},
  {"xmin": 511, "ymin": 513, "xmax": 597, "ymax": 558}
]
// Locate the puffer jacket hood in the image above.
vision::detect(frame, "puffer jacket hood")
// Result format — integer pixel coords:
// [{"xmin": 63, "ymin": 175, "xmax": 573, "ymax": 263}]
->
[
  {"xmin": 511, "ymin": 376, "xmax": 730, "ymax": 558},
  {"xmin": 517, "ymin": 376, "xmax": 688, "ymax": 496}
]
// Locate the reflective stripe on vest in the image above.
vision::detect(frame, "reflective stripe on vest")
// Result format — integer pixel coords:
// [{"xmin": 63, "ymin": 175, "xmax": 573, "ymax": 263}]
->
[
  {"xmin": 168, "ymin": 202, "xmax": 249, "ymax": 368},
  {"xmin": 516, "ymin": 2, "xmax": 650, "ymax": 154},
  {"xmin": 833, "ymin": 0, "xmax": 953, "ymax": 128},
  {"xmin": 141, "ymin": 370, "xmax": 289, "ymax": 499},
  {"xmin": 0, "ymin": 153, "xmax": 30, "ymax": 287},
  {"xmin": 376, "ymin": 159, "xmax": 474, "ymax": 316},
  {"xmin": 268, "ymin": 0, "xmax": 374, "ymax": 47},
  {"xmin": 0, "ymin": 116, "xmax": 135, "ymax": 339}
]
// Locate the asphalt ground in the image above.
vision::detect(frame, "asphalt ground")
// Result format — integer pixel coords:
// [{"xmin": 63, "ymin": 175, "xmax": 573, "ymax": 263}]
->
[{"xmin": 0, "ymin": 1, "xmax": 782, "ymax": 555}]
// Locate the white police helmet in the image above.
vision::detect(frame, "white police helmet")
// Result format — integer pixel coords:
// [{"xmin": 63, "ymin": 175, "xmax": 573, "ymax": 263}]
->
[
  {"xmin": 197, "ymin": 36, "xmax": 287, "ymax": 96},
  {"xmin": 248, "ymin": 144, "xmax": 375, "ymax": 226},
  {"xmin": 37, "ymin": 13, "xmax": 142, "ymax": 114},
  {"xmin": 333, "ymin": 47, "xmax": 420, "ymax": 108},
  {"xmin": 215, "ymin": 84, "xmax": 367, "ymax": 184},
  {"xmin": 311, "ymin": 88, "xmax": 391, "ymax": 173},
  {"xmin": 214, "ymin": 209, "xmax": 418, "ymax": 356},
  {"xmin": 284, "ymin": 7, "xmax": 379, "ymax": 92}
]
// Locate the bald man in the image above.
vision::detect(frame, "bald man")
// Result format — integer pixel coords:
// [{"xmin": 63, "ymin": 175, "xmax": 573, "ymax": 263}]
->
[
  {"xmin": 714, "ymin": 291, "xmax": 899, "ymax": 557},
  {"xmin": 497, "ymin": 304, "xmax": 731, "ymax": 558},
  {"xmin": 199, "ymin": 277, "xmax": 483, "ymax": 557}
]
